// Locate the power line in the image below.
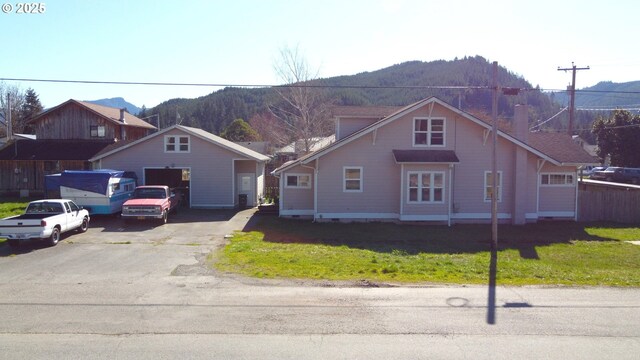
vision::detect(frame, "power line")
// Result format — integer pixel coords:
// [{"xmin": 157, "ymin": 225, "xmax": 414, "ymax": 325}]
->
[
  {"xmin": 0, "ymin": 77, "xmax": 491, "ymax": 91},
  {"xmin": 3, "ymin": 76, "xmax": 640, "ymax": 95}
]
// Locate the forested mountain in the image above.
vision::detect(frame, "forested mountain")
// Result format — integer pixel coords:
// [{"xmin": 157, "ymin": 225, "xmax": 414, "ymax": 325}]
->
[
  {"xmin": 146, "ymin": 56, "xmax": 570, "ymax": 136},
  {"xmin": 551, "ymin": 81, "xmax": 640, "ymax": 109}
]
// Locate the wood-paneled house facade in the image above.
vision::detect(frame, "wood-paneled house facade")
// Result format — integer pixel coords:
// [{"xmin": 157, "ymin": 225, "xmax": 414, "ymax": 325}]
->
[{"xmin": 0, "ymin": 100, "xmax": 155, "ymax": 196}]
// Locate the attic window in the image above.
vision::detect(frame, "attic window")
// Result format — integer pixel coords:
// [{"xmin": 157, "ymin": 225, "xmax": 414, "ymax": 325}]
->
[
  {"xmin": 90, "ymin": 125, "xmax": 106, "ymax": 138},
  {"xmin": 165, "ymin": 135, "xmax": 190, "ymax": 153},
  {"xmin": 413, "ymin": 118, "xmax": 445, "ymax": 147}
]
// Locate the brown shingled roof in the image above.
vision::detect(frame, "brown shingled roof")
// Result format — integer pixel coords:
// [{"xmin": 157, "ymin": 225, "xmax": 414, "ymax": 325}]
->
[
  {"xmin": 29, "ymin": 99, "xmax": 156, "ymax": 130},
  {"xmin": 526, "ymin": 132, "xmax": 598, "ymax": 165},
  {"xmin": 76, "ymin": 101, "xmax": 156, "ymax": 129},
  {"xmin": 393, "ymin": 150, "xmax": 460, "ymax": 163},
  {"xmin": 0, "ymin": 139, "xmax": 115, "ymax": 160},
  {"xmin": 330, "ymin": 105, "xmax": 402, "ymax": 118}
]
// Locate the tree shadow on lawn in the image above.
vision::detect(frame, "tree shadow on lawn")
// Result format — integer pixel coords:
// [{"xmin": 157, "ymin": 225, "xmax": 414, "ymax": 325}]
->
[{"xmin": 245, "ymin": 216, "xmax": 628, "ymax": 258}]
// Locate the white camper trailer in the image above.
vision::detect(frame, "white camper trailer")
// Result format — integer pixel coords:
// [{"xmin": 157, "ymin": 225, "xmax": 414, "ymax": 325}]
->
[{"xmin": 45, "ymin": 170, "xmax": 137, "ymax": 215}]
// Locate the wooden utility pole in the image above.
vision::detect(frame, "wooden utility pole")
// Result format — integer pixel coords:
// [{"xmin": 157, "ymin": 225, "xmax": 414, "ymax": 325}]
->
[
  {"xmin": 558, "ymin": 62, "xmax": 589, "ymax": 135},
  {"xmin": 491, "ymin": 61, "xmax": 498, "ymax": 250}
]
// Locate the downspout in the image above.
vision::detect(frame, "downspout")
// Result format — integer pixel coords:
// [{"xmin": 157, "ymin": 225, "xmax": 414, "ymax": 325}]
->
[
  {"xmin": 536, "ymin": 159, "xmax": 546, "ymax": 220},
  {"xmin": 574, "ymin": 167, "xmax": 579, "ymax": 221},
  {"xmin": 274, "ymin": 173, "xmax": 283, "ymax": 217},
  {"xmin": 448, "ymin": 164, "xmax": 453, "ymax": 226},
  {"xmin": 400, "ymin": 163, "xmax": 404, "ymax": 220}
]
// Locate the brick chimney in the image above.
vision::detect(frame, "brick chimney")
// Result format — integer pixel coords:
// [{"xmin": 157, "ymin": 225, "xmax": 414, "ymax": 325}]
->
[{"xmin": 514, "ymin": 104, "xmax": 528, "ymax": 141}]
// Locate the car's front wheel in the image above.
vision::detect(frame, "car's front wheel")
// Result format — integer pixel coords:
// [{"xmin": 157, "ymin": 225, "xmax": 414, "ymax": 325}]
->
[
  {"xmin": 77, "ymin": 217, "xmax": 89, "ymax": 233},
  {"xmin": 160, "ymin": 210, "xmax": 168, "ymax": 225}
]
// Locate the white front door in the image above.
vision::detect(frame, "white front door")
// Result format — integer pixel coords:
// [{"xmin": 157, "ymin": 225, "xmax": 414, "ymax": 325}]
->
[{"xmin": 237, "ymin": 173, "xmax": 255, "ymax": 206}]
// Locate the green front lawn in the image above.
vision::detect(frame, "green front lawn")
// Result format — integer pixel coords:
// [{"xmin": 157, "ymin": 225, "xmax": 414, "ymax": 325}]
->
[
  {"xmin": 212, "ymin": 216, "xmax": 640, "ymax": 287},
  {"xmin": 0, "ymin": 198, "xmax": 31, "ymax": 219}
]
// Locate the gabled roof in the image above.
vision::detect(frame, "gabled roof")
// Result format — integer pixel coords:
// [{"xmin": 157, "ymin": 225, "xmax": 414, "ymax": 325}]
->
[
  {"xmin": 276, "ymin": 135, "xmax": 336, "ymax": 154},
  {"xmin": 0, "ymin": 139, "xmax": 114, "ymax": 160},
  {"xmin": 331, "ymin": 105, "xmax": 402, "ymax": 118},
  {"xmin": 89, "ymin": 125, "xmax": 270, "ymax": 162},
  {"xmin": 29, "ymin": 99, "xmax": 156, "ymax": 130},
  {"xmin": 273, "ymin": 97, "xmax": 596, "ymax": 174}
]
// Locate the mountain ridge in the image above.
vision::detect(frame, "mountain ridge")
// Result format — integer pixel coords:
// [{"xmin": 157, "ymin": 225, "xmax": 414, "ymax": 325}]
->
[{"xmin": 84, "ymin": 97, "xmax": 141, "ymax": 116}]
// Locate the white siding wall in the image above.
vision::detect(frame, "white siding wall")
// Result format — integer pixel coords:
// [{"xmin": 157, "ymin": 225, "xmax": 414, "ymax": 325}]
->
[
  {"xmin": 337, "ymin": 117, "xmax": 380, "ymax": 140},
  {"xmin": 538, "ymin": 164, "xmax": 577, "ymax": 214},
  {"xmin": 280, "ymin": 164, "xmax": 315, "ymax": 213},
  {"xmin": 96, "ymin": 128, "xmax": 254, "ymax": 208}
]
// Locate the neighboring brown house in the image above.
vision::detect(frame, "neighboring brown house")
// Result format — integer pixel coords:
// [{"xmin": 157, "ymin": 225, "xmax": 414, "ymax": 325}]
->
[{"xmin": 0, "ymin": 99, "xmax": 155, "ymax": 196}]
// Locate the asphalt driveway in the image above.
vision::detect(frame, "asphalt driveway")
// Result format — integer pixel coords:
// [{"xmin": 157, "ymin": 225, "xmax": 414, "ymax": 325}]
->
[{"xmin": 0, "ymin": 207, "xmax": 258, "ymax": 282}]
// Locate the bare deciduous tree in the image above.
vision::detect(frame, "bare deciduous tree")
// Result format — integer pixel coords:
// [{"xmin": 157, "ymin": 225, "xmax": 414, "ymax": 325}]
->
[
  {"xmin": 0, "ymin": 82, "xmax": 26, "ymax": 137},
  {"xmin": 268, "ymin": 46, "xmax": 334, "ymax": 155}
]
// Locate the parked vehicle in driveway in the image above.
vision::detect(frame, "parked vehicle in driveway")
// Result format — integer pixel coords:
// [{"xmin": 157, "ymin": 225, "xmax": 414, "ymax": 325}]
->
[
  {"xmin": 121, "ymin": 185, "xmax": 180, "ymax": 224},
  {"xmin": 590, "ymin": 167, "xmax": 640, "ymax": 184},
  {"xmin": 45, "ymin": 170, "xmax": 137, "ymax": 215},
  {"xmin": 0, "ymin": 199, "xmax": 90, "ymax": 247},
  {"xmin": 580, "ymin": 165, "xmax": 606, "ymax": 177}
]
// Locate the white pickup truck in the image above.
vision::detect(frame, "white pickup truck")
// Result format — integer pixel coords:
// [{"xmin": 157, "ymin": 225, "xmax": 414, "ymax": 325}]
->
[{"xmin": 0, "ymin": 199, "xmax": 90, "ymax": 247}]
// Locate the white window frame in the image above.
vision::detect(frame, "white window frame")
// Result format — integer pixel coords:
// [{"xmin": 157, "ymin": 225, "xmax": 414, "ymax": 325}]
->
[
  {"xmin": 413, "ymin": 117, "xmax": 446, "ymax": 147},
  {"xmin": 343, "ymin": 167, "xmax": 363, "ymax": 192},
  {"xmin": 284, "ymin": 173, "xmax": 312, "ymax": 189},
  {"xmin": 540, "ymin": 173, "xmax": 575, "ymax": 187},
  {"xmin": 484, "ymin": 171, "xmax": 503, "ymax": 202},
  {"xmin": 407, "ymin": 171, "xmax": 445, "ymax": 204},
  {"xmin": 90, "ymin": 125, "xmax": 106, "ymax": 138},
  {"xmin": 164, "ymin": 135, "xmax": 190, "ymax": 153}
]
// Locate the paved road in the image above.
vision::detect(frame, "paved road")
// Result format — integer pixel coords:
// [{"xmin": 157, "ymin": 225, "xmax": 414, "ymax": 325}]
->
[{"xmin": 1, "ymin": 209, "xmax": 639, "ymax": 359}]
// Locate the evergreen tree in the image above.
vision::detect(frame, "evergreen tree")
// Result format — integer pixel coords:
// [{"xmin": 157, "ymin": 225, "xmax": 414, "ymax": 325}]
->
[
  {"xmin": 592, "ymin": 110, "xmax": 640, "ymax": 166},
  {"xmin": 19, "ymin": 88, "xmax": 43, "ymax": 133},
  {"xmin": 220, "ymin": 118, "xmax": 261, "ymax": 141}
]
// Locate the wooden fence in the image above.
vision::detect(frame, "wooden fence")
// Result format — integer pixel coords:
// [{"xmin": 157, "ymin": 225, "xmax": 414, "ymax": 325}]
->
[{"xmin": 578, "ymin": 189, "xmax": 640, "ymax": 223}]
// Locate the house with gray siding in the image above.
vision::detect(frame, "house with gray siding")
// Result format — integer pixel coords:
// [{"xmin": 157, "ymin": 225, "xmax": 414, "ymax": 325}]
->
[
  {"xmin": 273, "ymin": 97, "xmax": 596, "ymax": 224},
  {"xmin": 90, "ymin": 125, "xmax": 269, "ymax": 208}
]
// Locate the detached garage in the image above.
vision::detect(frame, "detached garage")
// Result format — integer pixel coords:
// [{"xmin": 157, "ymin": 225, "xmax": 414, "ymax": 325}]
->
[{"xmin": 89, "ymin": 125, "xmax": 270, "ymax": 208}]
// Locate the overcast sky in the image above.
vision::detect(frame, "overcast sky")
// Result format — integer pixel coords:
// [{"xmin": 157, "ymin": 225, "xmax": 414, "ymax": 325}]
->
[{"xmin": 2, "ymin": 0, "xmax": 638, "ymax": 109}]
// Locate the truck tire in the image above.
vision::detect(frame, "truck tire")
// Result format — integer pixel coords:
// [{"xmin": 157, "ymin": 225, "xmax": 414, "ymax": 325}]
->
[
  {"xmin": 48, "ymin": 227, "xmax": 61, "ymax": 246},
  {"xmin": 77, "ymin": 217, "xmax": 89, "ymax": 233},
  {"xmin": 160, "ymin": 210, "xmax": 168, "ymax": 225}
]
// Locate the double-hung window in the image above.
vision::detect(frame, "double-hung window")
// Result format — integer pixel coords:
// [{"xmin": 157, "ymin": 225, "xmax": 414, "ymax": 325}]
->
[
  {"xmin": 413, "ymin": 118, "xmax": 445, "ymax": 146},
  {"xmin": 484, "ymin": 171, "xmax": 503, "ymax": 202},
  {"xmin": 165, "ymin": 135, "xmax": 190, "ymax": 153},
  {"xmin": 90, "ymin": 125, "xmax": 106, "ymax": 138},
  {"xmin": 407, "ymin": 171, "xmax": 444, "ymax": 203},
  {"xmin": 285, "ymin": 174, "xmax": 311, "ymax": 189},
  {"xmin": 540, "ymin": 173, "xmax": 574, "ymax": 186},
  {"xmin": 343, "ymin": 167, "xmax": 363, "ymax": 192}
]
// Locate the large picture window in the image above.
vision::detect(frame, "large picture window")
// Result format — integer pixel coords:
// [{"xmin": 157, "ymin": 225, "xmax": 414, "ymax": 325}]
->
[
  {"xmin": 541, "ymin": 173, "xmax": 574, "ymax": 186},
  {"xmin": 165, "ymin": 135, "xmax": 190, "ymax": 153},
  {"xmin": 484, "ymin": 171, "xmax": 503, "ymax": 202},
  {"xmin": 285, "ymin": 174, "xmax": 311, "ymax": 189},
  {"xmin": 407, "ymin": 171, "xmax": 444, "ymax": 203},
  {"xmin": 343, "ymin": 167, "xmax": 363, "ymax": 192},
  {"xmin": 413, "ymin": 118, "xmax": 445, "ymax": 147}
]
